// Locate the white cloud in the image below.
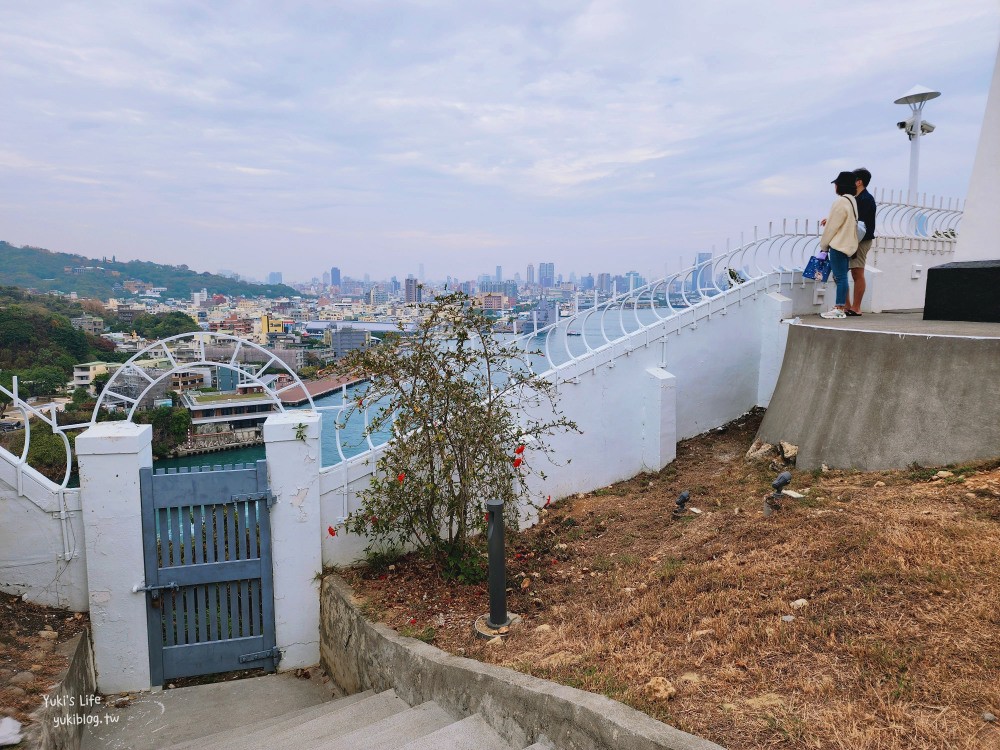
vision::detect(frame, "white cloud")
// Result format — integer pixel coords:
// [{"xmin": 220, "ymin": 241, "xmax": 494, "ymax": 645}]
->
[{"xmin": 0, "ymin": 0, "xmax": 996, "ymax": 279}]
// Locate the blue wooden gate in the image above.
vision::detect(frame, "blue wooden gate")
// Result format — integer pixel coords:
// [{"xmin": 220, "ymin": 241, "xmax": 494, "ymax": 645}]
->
[{"xmin": 139, "ymin": 461, "xmax": 278, "ymax": 686}]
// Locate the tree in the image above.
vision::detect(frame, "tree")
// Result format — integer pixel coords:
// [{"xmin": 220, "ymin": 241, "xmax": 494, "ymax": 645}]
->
[
  {"xmin": 92, "ymin": 372, "xmax": 111, "ymax": 395},
  {"xmin": 335, "ymin": 292, "xmax": 577, "ymax": 572}
]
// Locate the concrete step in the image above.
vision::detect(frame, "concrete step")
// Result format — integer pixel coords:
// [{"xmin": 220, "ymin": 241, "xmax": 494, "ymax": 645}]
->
[
  {"xmin": 311, "ymin": 701, "xmax": 454, "ymax": 750},
  {"xmin": 161, "ymin": 689, "xmax": 374, "ymax": 750},
  {"xmin": 397, "ymin": 714, "xmax": 514, "ymax": 750},
  {"xmin": 81, "ymin": 672, "xmax": 334, "ymax": 750},
  {"xmin": 206, "ymin": 689, "xmax": 410, "ymax": 750}
]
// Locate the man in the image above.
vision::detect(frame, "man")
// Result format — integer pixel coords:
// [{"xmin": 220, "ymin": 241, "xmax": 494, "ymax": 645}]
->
[{"xmin": 848, "ymin": 167, "xmax": 876, "ymax": 316}]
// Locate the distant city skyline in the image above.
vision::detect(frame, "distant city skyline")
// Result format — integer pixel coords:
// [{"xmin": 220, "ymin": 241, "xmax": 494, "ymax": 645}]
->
[{"xmin": 1, "ymin": 2, "xmax": 997, "ymax": 281}]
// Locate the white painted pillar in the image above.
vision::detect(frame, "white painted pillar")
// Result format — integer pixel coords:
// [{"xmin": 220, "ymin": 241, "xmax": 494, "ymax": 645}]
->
[
  {"xmin": 76, "ymin": 421, "xmax": 153, "ymax": 694},
  {"xmin": 757, "ymin": 292, "xmax": 792, "ymax": 408},
  {"xmin": 642, "ymin": 367, "xmax": 677, "ymax": 471},
  {"xmin": 861, "ymin": 266, "xmax": 884, "ymax": 314},
  {"xmin": 263, "ymin": 411, "xmax": 322, "ymax": 670}
]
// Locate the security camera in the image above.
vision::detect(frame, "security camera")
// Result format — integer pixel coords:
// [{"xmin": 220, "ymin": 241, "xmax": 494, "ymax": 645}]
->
[{"xmin": 920, "ymin": 120, "xmax": 935, "ymax": 134}]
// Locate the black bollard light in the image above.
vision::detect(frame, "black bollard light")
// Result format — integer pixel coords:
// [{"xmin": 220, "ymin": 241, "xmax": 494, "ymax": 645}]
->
[{"xmin": 486, "ymin": 499, "xmax": 509, "ymax": 629}]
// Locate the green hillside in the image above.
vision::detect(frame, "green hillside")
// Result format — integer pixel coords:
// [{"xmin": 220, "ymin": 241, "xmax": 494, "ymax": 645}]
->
[
  {"xmin": 0, "ymin": 287, "xmax": 198, "ymax": 400},
  {"xmin": 0, "ymin": 241, "xmax": 301, "ymax": 300}
]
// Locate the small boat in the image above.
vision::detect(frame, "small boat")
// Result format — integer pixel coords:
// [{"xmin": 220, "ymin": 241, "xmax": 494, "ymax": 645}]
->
[{"xmin": 567, "ymin": 330, "xmax": 582, "ymax": 336}]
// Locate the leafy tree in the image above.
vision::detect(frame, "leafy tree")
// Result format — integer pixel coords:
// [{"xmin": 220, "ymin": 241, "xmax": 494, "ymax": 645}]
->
[
  {"xmin": 130, "ymin": 312, "xmax": 200, "ymax": 340},
  {"xmin": 135, "ymin": 406, "xmax": 192, "ymax": 458},
  {"xmin": 0, "ymin": 423, "xmax": 75, "ymax": 484},
  {"xmin": 20, "ymin": 366, "xmax": 68, "ymax": 397},
  {"xmin": 92, "ymin": 372, "xmax": 111, "ymax": 395},
  {"xmin": 335, "ymin": 292, "xmax": 577, "ymax": 570},
  {"xmin": 71, "ymin": 387, "xmax": 91, "ymax": 407}
]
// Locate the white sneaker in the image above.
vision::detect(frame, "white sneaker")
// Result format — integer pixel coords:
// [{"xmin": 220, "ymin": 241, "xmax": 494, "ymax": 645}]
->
[{"xmin": 820, "ymin": 309, "xmax": 847, "ymax": 319}]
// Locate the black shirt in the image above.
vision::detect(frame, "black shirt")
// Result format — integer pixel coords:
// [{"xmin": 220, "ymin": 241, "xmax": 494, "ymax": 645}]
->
[{"xmin": 857, "ymin": 188, "xmax": 876, "ymax": 242}]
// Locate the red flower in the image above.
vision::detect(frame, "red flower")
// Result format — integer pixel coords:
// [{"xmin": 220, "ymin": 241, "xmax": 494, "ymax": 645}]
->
[
  {"xmin": 397, "ymin": 472, "xmax": 406, "ymax": 483},
  {"xmin": 513, "ymin": 457, "xmax": 523, "ymax": 468},
  {"xmin": 544, "ymin": 495, "xmax": 551, "ymax": 508},
  {"xmin": 327, "ymin": 525, "xmax": 337, "ymax": 537},
  {"xmin": 408, "ymin": 618, "xmax": 417, "ymax": 625},
  {"xmin": 514, "ymin": 444, "xmax": 525, "ymax": 454},
  {"xmin": 371, "ymin": 515, "xmax": 378, "ymax": 523}
]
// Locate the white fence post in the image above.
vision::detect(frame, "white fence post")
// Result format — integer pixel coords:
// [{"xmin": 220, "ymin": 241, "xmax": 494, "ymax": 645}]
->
[
  {"xmin": 76, "ymin": 421, "xmax": 153, "ymax": 694},
  {"xmin": 641, "ymin": 367, "xmax": 677, "ymax": 471},
  {"xmin": 263, "ymin": 411, "xmax": 322, "ymax": 670}
]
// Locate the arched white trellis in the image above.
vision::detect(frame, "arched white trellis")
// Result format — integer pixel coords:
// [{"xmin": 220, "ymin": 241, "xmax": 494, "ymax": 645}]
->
[{"xmin": 84, "ymin": 331, "xmax": 316, "ymax": 423}]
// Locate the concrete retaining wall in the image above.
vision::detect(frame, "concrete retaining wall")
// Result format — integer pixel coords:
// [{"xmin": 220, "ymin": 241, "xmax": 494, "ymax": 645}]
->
[
  {"xmin": 24, "ymin": 629, "xmax": 97, "ymax": 750},
  {"xmin": 757, "ymin": 322, "xmax": 1000, "ymax": 470},
  {"xmin": 320, "ymin": 575, "xmax": 723, "ymax": 750}
]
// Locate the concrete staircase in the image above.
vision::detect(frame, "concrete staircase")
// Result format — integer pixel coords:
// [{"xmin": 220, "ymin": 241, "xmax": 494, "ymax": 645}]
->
[
  {"xmin": 159, "ymin": 689, "xmax": 549, "ymax": 750},
  {"xmin": 81, "ymin": 676, "xmax": 552, "ymax": 750}
]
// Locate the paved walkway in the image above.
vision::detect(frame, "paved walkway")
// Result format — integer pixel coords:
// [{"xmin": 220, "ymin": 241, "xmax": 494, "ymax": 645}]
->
[
  {"xmin": 81, "ymin": 672, "xmax": 336, "ymax": 750},
  {"xmin": 800, "ymin": 311, "xmax": 1000, "ymax": 338}
]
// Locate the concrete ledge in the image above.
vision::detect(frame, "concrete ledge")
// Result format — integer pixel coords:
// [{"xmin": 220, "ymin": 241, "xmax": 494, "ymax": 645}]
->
[
  {"xmin": 321, "ymin": 575, "xmax": 723, "ymax": 750},
  {"xmin": 757, "ymin": 322, "xmax": 1000, "ymax": 470},
  {"xmin": 24, "ymin": 628, "xmax": 97, "ymax": 750}
]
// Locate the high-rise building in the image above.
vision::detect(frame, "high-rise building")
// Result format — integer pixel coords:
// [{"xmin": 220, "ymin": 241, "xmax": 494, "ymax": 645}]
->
[
  {"xmin": 495, "ymin": 265, "xmax": 502, "ymax": 283},
  {"xmin": 597, "ymin": 273, "xmax": 612, "ymax": 294},
  {"xmin": 690, "ymin": 252, "xmax": 712, "ymax": 294},
  {"xmin": 418, "ymin": 263, "xmax": 425, "ymax": 283},
  {"xmin": 405, "ymin": 277, "xmax": 422, "ymax": 303},
  {"xmin": 267, "ymin": 271, "xmax": 283, "ymax": 285},
  {"xmin": 322, "ymin": 271, "xmax": 331, "ymax": 285},
  {"xmin": 330, "ymin": 267, "xmax": 341, "ymax": 286},
  {"xmin": 526, "ymin": 264, "xmax": 535, "ymax": 286},
  {"xmin": 539, "ymin": 262, "xmax": 555, "ymax": 288}
]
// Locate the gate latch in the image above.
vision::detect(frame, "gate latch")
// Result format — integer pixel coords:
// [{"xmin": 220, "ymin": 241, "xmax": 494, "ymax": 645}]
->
[
  {"xmin": 239, "ymin": 646, "xmax": 281, "ymax": 665},
  {"xmin": 132, "ymin": 581, "xmax": 179, "ymax": 599}
]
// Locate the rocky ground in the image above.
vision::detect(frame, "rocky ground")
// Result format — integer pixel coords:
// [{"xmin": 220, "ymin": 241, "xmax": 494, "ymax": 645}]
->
[
  {"xmin": 0, "ymin": 592, "xmax": 88, "ymax": 726},
  {"xmin": 343, "ymin": 411, "xmax": 1000, "ymax": 750}
]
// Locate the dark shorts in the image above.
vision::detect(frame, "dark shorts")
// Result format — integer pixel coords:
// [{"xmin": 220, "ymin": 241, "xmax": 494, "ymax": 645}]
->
[{"xmin": 850, "ymin": 239, "xmax": 872, "ymax": 270}]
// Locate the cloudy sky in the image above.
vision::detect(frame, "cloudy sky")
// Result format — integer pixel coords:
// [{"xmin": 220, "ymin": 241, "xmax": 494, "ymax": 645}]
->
[{"xmin": 2, "ymin": 1, "xmax": 997, "ymax": 284}]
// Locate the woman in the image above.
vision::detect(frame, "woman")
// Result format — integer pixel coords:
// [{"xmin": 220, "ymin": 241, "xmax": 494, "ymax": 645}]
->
[{"xmin": 818, "ymin": 171, "xmax": 860, "ymax": 319}]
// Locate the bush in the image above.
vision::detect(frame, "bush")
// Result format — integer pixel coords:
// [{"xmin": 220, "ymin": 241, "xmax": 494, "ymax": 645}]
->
[{"xmin": 336, "ymin": 292, "xmax": 577, "ymax": 562}]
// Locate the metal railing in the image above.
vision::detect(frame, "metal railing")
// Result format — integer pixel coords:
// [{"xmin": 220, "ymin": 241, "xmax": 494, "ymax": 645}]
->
[
  {"xmin": 511, "ymin": 193, "xmax": 961, "ymax": 375},
  {"xmin": 0, "ymin": 194, "xmax": 962, "ymax": 496}
]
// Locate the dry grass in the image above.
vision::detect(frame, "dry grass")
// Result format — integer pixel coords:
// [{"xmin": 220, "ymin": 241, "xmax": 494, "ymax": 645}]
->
[{"xmin": 342, "ymin": 412, "xmax": 1000, "ymax": 749}]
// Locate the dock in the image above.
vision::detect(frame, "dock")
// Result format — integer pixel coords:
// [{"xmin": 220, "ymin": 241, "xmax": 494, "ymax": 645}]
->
[{"xmin": 279, "ymin": 373, "xmax": 367, "ymax": 406}]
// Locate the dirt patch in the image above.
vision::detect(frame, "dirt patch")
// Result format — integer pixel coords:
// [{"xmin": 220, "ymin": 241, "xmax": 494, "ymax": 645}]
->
[
  {"xmin": 342, "ymin": 412, "xmax": 1000, "ymax": 750},
  {"xmin": 0, "ymin": 592, "xmax": 89, "ymax": 725}
]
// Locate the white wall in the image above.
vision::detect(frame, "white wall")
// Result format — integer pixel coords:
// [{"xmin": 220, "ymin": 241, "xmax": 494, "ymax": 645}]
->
[{"xmin": 0, "ymin": 448, "xmax": 88, "ymax": 610}]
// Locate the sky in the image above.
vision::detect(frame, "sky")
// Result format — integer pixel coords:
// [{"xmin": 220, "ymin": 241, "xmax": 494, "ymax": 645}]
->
[{"xmin": 1, "ymin": 1, "xmax": 998, "ymax": 285}]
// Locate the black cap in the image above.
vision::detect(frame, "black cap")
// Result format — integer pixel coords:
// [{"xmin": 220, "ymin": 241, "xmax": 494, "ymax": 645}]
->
[{"xmin": 831, "ymin": 170, "xmax": 856, "ymax": 184}]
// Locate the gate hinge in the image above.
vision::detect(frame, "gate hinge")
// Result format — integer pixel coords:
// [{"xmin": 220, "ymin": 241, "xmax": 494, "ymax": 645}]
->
[{"xmin": 239, "ymin": 646, "xmax": 281, "ymax": 665}]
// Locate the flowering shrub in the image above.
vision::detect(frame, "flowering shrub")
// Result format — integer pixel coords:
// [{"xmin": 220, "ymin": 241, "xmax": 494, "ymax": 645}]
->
[{"xmin": 336, "ymin": 292, "xmax": 577, "ymax": 563}]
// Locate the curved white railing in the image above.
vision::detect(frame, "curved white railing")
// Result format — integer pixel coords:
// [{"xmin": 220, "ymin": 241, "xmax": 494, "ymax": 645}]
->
[
  {"xmin": 0, "ymin": 194, "xmax": 962, "ymax": 491},
  {"xmin": 512, "ymin": 195, "xmax": 961, "ymax": 376}
]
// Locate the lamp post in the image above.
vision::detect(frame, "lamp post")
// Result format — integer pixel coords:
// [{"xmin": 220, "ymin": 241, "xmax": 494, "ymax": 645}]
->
[{"xmin": 894, "ymin": 85, "xmax": 941, "ymax": 202}]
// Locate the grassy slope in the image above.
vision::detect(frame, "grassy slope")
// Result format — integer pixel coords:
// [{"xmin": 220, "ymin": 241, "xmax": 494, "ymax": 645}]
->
[{"xmin": 343, "ymin": 413, "xmax": 1000, "ymax": 750}]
